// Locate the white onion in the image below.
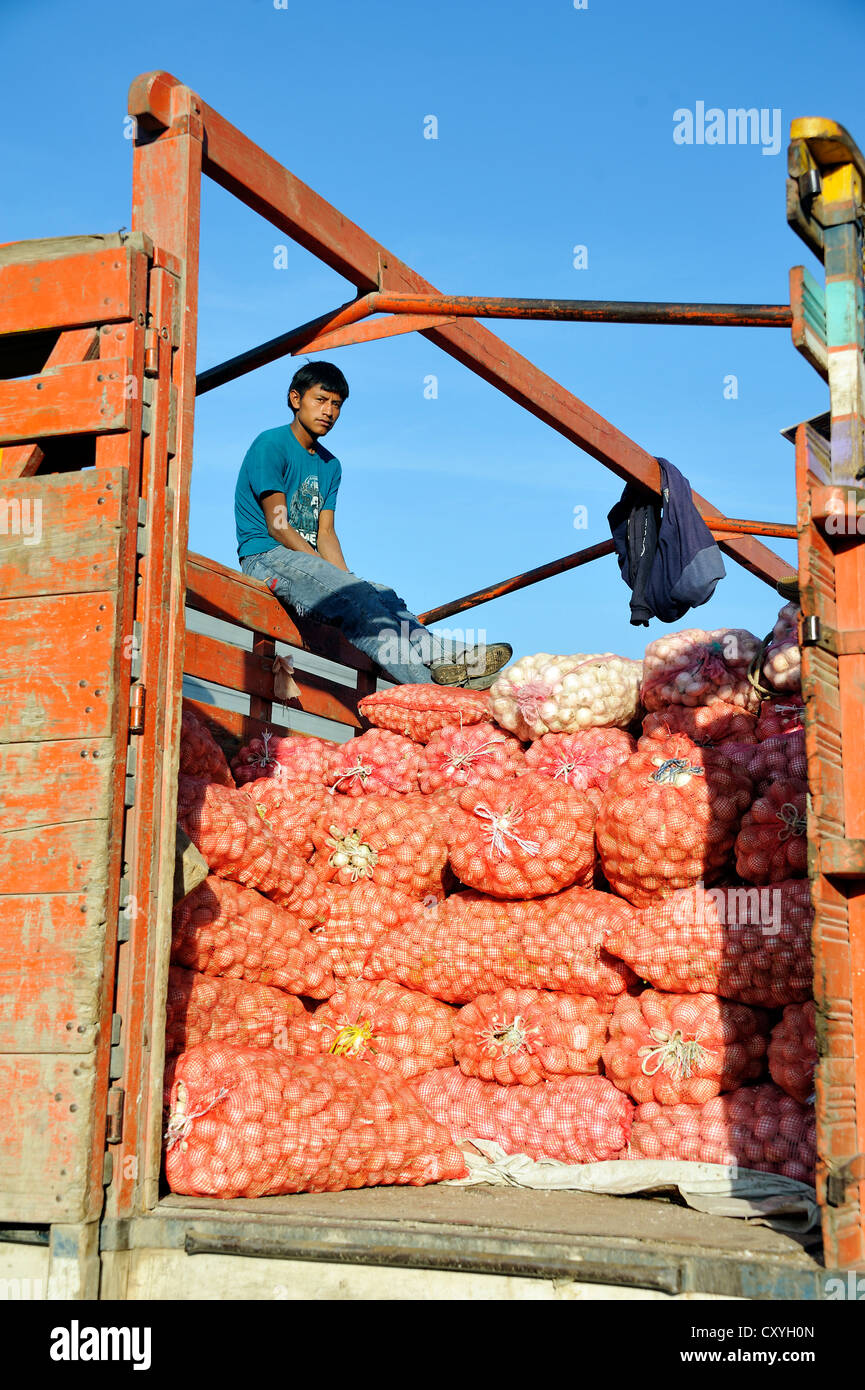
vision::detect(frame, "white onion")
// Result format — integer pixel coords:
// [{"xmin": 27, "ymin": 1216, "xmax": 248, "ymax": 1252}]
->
[{"xmin": 490, "ymin": 652, "xmax": 643, "ymax": 740}]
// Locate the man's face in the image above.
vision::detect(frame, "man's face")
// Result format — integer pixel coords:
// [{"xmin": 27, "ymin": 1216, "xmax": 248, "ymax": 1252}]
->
[{"xmin": 291, "ymin": 384, "xmax": 343, "ymax": 438}]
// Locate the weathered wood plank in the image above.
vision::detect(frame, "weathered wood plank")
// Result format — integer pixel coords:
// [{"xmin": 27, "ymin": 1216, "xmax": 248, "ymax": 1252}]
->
[
  {"xmin": 0, "ymin": 1054, "xmax": 97, "ymax": 1223},
  {"xmin": 0, "ymin": 359, "xmax": 132, "ymax": 446},
  {"xmin": 0, "ymin": 821, "xmax": 110, "ymax": 895},
  {"xmin": 0, "ymin": 592, "xmax": 117, "ymax": 742},
  {"xmin": 0, "ymin": 328, "xmax": 101, "ymax": 480},
  {"xmin": 0, "ymin": 469, "xmax": 125, "ymax": 597},
  {"xmin": 0, "ymin": 245, "xmax": 138, "ymax": 336},
  {"xmin": 0, "ymin": 890, "xmax": 107, "ymax": 1052},
  {"xmin": 185, "ymin": 629, "xmax": 362, "ymax": 728},
  {"xmin": 181, "ymin": 698, "xmax": 289, "ymax": 761},
  {"xmin": 0, "ymin": 740, "xmax": 112, "ymax": 831}
]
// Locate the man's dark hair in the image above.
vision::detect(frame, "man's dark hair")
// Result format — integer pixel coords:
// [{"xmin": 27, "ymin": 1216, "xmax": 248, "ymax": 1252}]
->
[{"xmin": 288, "ymin": 361, "xmax": 349, "ymax": 412}]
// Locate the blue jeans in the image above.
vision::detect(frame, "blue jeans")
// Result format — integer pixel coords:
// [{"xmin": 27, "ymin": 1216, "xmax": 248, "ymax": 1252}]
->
[{"xmin": 240, "ymin": 546, "xmax": 454, "ymax": 684}]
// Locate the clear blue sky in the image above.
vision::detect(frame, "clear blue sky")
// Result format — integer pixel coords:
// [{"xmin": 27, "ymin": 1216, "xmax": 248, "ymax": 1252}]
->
[{"xmin": 4, "ymin": 0, "xmax": 864, "ymax": 662}]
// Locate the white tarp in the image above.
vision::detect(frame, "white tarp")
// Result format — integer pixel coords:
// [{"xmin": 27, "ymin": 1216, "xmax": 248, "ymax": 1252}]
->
[{"xmin": 444, "ymin": 1141, "xmax": 819, "ymax": 1232}]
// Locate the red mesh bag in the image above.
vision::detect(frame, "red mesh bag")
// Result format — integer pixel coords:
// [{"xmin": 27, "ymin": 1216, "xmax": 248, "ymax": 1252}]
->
[
  {"xmin": 310, "ymin": 793, "xmax": 448, "ymax": 901},
  {"xmin": 746, "ymin": 734, "xmax": 807, "ymax": 794},
  {"xmin": 418, "ymin": 722, "xmax": 526, "ymax": 794},
  {"xmin": 287, "ymin": 979, "xmax": 455, "ymax": 1080},
  {"xmin": 447, "ymin": 773, "xmax": 596, "ymax": 899},
  {"xmin": 414, "ymin": 1067, "xmax": 633, "ymax": 1163},
  {"xmin": 243, "ymin": 778, "xmax": 330, "ymax": 860},
  {"xmin": 602, "ymin": 989, "xmax": 769, "ymax": 1105},
  {"xmin": 769, "ymin": 1001, "xmax": 817, "ymax": 1104},
  {"xmin": 640, "ymin": 701, "xmax": 758, "ymax": 749},
  {"xmin": 313, "ymin": 883, "xmax": 419, "ymax": 981},
  {"xmin": 640, "ymin": 628, "xmax": 763, "ymax": 713},
  {"xmin": 756, "ymin": 699, "xmax": 803, "ymax": 741},
  {"xmin": 604, "ymin": 879, "xmax": 813, "ymax": 1007},
  {"xmin": 164, "ymin": 965, "xmax": 305, "ymax": 1055},
  {"xmin": 359, "ymin": 684, "xmax": 493, "ymax": 744},
  {"xmin": 165, "ymin": 1043, "xmax": 467, "ymax": 1197},
  {"xmin": 171, "ymin": 875, "xmax": 336, "ymax": 998},
  {"xmin": 595, "ymin": 734, "xmax": 753, "ymax": 907},
  {"xmin": 523, "ymin": 728, "xmax": 636, "ymax": 795},
  {"xmin": 231, "ymin": 731, "xmax": 335, "ymax": 787},
  {"xmin": 326, "ymin": 728, "xmax": 421, "ymax": 797},
  {"xmin": 453, "ymin": 988, "xmax": 614, "ymax": 1085},
  {"xmin": 180, "ymin": 709, "xmax": 235, "ymax": 787},
  {"xmin": 177, "ymin": 775, "xmax": 328, "ymax": 929},
  {"xmin": 626, "ymin": 1083, "xmax": 815, "ymax": 1183},
  {"xmin": 365, "ymin": 885, "xmax": 638, "ymax": 1003},
  {"xmin": 734, "ymin": 779, "xmax": 808, "ymax": 883}
]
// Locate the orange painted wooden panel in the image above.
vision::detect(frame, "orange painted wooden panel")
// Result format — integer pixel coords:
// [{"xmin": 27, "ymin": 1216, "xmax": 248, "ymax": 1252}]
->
[
  {"xmin": 0, "ymin": 359, "xmax": 132, "ymax": 446},
  {"xmin": 0, "ymin": 740, "xmax": 112, "ymax": 831},
  {"xmin": 0, "ymin": 1054, "xmax": 97, "ymax": 1223},
  {"xmin": 181, "ymin": 698, "xmax": 288, "ymax": 753},
  {"xmin": 0, "ymin": 821, "xmax": 108, "ymax": 895},
  {"xmin": 0, "ymin": 893, "xmax": 106, "ymax": 1051},
  {"xmin": 186, "ymin": 551, "xmax": 374, "ymax": 672},
  {"xmin": 0, "ymin": 592, "xmax": 117, "ymax": 742},
  {"xmin": 184, "ymin": 629, "xmax": 362, "ymax": 728},
  {"xmin": 0, "ymin": 245, "xmax": 137, "ymax": 335},
  {"xmin": 0, "ymin": 469, "xmax": 126, "ymax": 598}
]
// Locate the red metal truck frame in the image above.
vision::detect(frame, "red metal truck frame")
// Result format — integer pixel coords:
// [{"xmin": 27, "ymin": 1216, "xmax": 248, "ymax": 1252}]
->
[{"xmin": 109, "ymin": 72, "xmax": 864, "ymax": 1269}]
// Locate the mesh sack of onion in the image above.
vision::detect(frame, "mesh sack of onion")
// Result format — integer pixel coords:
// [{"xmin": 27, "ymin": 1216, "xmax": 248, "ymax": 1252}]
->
[
  {"xmin": 413, "ymin": 1067, "xmax": 633, "ymax": 1164},
  {"xmin": 640, "ymin": 628, "xmax": 763, "ymax": 713},
  {"xmin": 734, "ymin": 779, "xmax": 808, "ymax": 883},
  {"xmin": 453, "ymin": 988, "xmax": 614, "ymax": 1085},
  {"xmin": 625, "ymin": 1083, "xmax": 815, "ymax": 1184},
  {"xmin": 310, "ymin": 792, "xmax": 448, "ymax": 901},
  {"xmin": 602, "ymin": 989, "xmax": 769, "ymax": 1106},
  {"xmin": 164, "ymin": 1043, "xmax": 467, "ymax": 1197},
  {"xmin": 180, "ymin": 708, "xmax": 236, "ymax": 787},
  {"xmin": 177, "ymin": 775, "xmax": 329, "ymax": 929},
  {"xmin": 325, "ymin": 727, "xmax": 421, "ymax": 796},
  {"xmin": 287, "ymin": 979, "xmax": 455, "ymax": 1080},
  {"xmin": 231, "ymin": 730, "xmax": 335, "ymax": 787},
  {"xmin": 364, "ymin": 885, "xmax": 637, "ymax": 1004},
  {"xmin": 523, "ymin": 727, "xmax": 636, "ymax": 796},
  {"xmin": 418, "ymin": 721, "xmax": 526, "ymax": 794},
  {"xmin": 358, "ymin": 684, "xmax": 493, "ymax": 744},
  {"xmin": 769, "ymin": 1001, "xmax": 817, "ymax": 1104},
  {"xmin": 311, "ymin": 882, "xmax": 420, "ymax": 982},
  {"xmin": 595, "ymin": 734, "xmax": 753, "ymax": 907},
  {"xmin": 164, "ymin": 965, "xmax": 306, "ymax": 1055},
  {"xmin": 242, "ymin": 777, "xmax": 330, "ymax": 860},
  {"xmin": 761, "ymin": 602, "xmax": 801, "ymax": 693},
  {"xmin": 446, "ymin": 773, "xmax": 596, "ymax": 899},
  {"xmin": 171, "ymin": 875, "xmax": 335, "ymax": 999},
  {"xmin": 489, "ymin": 652, "xmax": 642, "ymax": 741},
  {"xmin": 603, "ymin": 879, "xmax": 813, "ymax": 1007}
]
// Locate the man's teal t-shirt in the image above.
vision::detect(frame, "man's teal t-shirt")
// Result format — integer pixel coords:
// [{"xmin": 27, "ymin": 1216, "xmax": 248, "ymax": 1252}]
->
[{"xmin": 234, "ymin": 424, "xmax": 341, "ymax": 560}]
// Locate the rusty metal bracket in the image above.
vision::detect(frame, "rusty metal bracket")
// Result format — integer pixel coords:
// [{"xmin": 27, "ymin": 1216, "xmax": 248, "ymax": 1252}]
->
[
  {"xmin": 800, "ymin": 615, "xmax": 865, "ymax": 655},
  {"xmin": 826, "ymin": 1155, "xmax": 865, "ymax": 1207}
]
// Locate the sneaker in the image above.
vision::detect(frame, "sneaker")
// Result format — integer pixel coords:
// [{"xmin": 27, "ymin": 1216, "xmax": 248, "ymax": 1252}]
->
[{"xmin": 430, "ymin": 642, "xmax": 513, "ymax": 688}]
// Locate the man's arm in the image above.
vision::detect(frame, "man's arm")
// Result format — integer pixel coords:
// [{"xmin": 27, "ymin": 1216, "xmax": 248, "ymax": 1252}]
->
[
  {"xmin": 260, "ymin": 492, "xmax": 318, "ymax": 555},
  {"xmin": 316, "ymin": 509, "xmax": 349, "ymax": 571}
]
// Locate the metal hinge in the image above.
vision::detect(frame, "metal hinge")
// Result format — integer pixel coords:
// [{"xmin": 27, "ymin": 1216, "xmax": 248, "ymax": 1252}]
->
[
  {"xmin": 106, "ymin": 1088, "xmax": 125, "ymax": 1144},
  {"xmin": 143, "ymin": 326, "xmax": 160, "ymax": 378},
  {"xmin": 800, "ymin": 614, "xmax": 865, "ymax": 655},
  {"xmin": 109, "ymin": 1013, "xmax": 124, "ymax": 1081},
  {"xmin": 826, "ymin": 1154, "xmax": 865, "ymax": 1207},
  {"xmin": 129, "ymin": 682, "xmax": 146, "ymax": 734},
  {"xmin": 124, "ymin": 742, "xmax": 138, "ymax": 807},
  {"xmin": 136, "ymin": 496, "xmax": 149, "ymax": 556}
]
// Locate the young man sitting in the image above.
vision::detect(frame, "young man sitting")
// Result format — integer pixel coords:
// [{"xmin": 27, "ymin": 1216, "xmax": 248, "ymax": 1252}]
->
[{"xmin": 234, "ymin": 361, "xmax": 512, "ymax": 687}]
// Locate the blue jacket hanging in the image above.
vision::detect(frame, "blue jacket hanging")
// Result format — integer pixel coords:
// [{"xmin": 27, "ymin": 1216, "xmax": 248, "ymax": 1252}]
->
[{"xmin": 607, "ymin": 457, "xmax": 726, "ymax": 626}]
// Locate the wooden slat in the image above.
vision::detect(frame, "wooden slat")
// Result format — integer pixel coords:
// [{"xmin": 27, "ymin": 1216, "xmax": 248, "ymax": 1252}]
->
[
  {"xmin": 0, "ymin": 245, "xmax": 138, "ymax": 336},
  {"xmin": 0, "ymin": 359, "xmax": 132, "ymax": 446},
  {"xmin": 184, "ymin": 629, "xmax": 363, "ymax": 728},
  {"xmin": 182, "ymin": 698, "xmax": 290, "ymax": 760},
  {"xmin": 0, "ymin": 468, "xmax": 125, "ymax": 597},
  {"xmin": 0, "ymin": 739, "xmax": 112, "ymax": 831},
  {"xmin": 0, "ymin": 891, "xmax": 107, "ymax": 1051},
  {"xmin": 0, "ymin": 821, "xmax": 109, "ymax": 895},
  {"xmin": 0, "ymin": 591, "xmax": 117, "ymax": 742},
  {"xmin": 0, "ymin": 1055, "xmax": 97, "ymax": 1223},
  {"xmin": 186, "ymin": 552, "xmax": 374, "ymax": 672},
  {"xmin": 0, "ymin": 328, "xmax": 102, "ymax": 480}
]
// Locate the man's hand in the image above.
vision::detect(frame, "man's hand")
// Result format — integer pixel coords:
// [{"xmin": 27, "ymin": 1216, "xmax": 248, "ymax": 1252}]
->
[
  {"xmin": 261, "ymin": 491, "xmax": 318, "ymax": 555},
  {"xmin": 316, "ymin": 509, "xmax": 349, "ymax": 571}
]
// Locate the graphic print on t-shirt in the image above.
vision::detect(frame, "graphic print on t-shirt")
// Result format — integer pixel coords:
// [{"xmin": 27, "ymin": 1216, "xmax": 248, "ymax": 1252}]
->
[{"xmin": 289, "ymin": 473, "xmax": 322, "ymax": 547}]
